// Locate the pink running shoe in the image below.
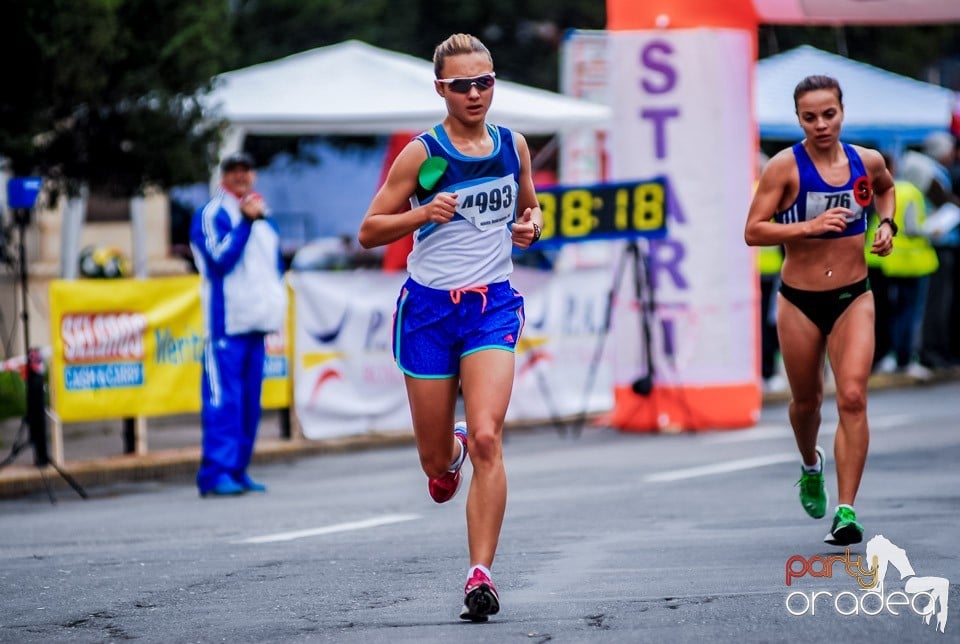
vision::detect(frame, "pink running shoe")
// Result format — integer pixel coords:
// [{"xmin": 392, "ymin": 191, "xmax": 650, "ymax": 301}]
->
[
  {"xmin": 428, "ymin": 422, "xmax": 468, "ymax": 504},
  {"xmin": 460, "ymin": 568, "xmax": 500, "ymax": 622}
]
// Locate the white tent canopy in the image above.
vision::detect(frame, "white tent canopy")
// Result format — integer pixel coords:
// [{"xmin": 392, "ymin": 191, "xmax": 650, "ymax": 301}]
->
[
  {"xmin": 757, "ymin": 45, "xmax": 956, "ymax": 149},
  {"xmin": 207, "ymin": 40, "xmax": 612, "ymax": 137}
]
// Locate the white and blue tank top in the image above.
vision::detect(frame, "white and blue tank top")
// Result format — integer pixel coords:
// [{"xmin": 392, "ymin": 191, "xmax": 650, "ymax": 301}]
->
[
  {"xmin": 774, "ymin": 142, "xmax": 874, "ymax": 239},
  {"xmin": 406, "ymin": 123, "xmax": 522, "ymax": 289}
]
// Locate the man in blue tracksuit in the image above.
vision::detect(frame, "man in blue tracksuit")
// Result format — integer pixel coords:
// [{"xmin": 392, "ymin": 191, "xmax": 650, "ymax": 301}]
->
[{"xmin": 190, "ymin": 152, "xmax": 286, "ymax": 496}]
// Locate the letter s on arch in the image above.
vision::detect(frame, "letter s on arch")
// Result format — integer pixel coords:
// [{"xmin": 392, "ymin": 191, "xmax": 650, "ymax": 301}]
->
[{"xmin": 640, "ymin": 41, "xmax": 676, "ymax": 94}]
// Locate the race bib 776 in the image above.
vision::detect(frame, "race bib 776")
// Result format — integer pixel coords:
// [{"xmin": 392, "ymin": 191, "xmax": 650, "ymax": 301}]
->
[{"xmin": 805, "ymin": 190, "xmax": 865, "ymax": 224}]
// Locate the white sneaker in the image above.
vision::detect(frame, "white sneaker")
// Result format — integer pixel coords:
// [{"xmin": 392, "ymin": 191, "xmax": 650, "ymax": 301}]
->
[
  {"xmin": 763, "ymin": 374, "xmax": 788, "ymax": 393},
  {"xmin": 904, "ymin": 362, "xmax": 932, "ymax": 380},
  {"xmin": 876, "ymin": 354, "xmax": 897, "ymax": 374}
]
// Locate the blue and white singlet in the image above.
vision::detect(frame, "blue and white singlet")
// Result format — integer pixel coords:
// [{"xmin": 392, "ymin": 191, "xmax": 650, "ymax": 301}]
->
[
  {"xmin": 407, "ymin": 123, "xmax": 522, "ymax": 289},
  {"xmin": 774, "ymin": 141, "xmax": 875, "ymax": 239}
]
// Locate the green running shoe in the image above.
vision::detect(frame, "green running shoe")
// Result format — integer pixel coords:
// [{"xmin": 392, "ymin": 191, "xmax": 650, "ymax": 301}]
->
[
  {"xmin": 796, "ymin": 446, "xmax": 828, "ymax": 519},
  {"xmin": 824, "ymin": 506, "xmax": 864, "ymax": 546}
]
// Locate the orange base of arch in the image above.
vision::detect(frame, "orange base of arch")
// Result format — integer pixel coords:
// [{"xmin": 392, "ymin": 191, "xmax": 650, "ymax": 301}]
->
[
  {"xmin": 610, "ymin": 383, "xmax": 761, "ymax": 432},
  {"xmin": 607, "ymin": 0, "xmax": 757, "ymax": 30}
]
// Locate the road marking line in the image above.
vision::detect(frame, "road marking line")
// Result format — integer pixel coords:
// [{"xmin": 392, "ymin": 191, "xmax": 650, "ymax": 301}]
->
[
  {"xmin": 704, "ymin": 415, "xmax": 909, "ymax": 445},
  {"xmin": 702, "ymin": 425, "xmax": 790, "ymax": 444},
  {"xmin": 870, "ymin": 414, "xmax": 912, "ymax": 429},
  {"xmin": 643, "ymin": 452, "xmax": 798, "ymax": 483},
  {"xmin": 237, "ymin": 513, "xmax": 420, "ymax": 544}
]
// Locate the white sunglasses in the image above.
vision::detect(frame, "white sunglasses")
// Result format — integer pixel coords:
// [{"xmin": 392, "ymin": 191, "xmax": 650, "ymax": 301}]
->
[{"xmin": 436, "ymin": 73, "xmax": 496, "ymax": 93}]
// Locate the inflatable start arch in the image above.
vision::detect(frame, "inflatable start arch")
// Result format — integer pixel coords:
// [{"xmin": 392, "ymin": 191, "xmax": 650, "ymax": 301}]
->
[
  {"xmin": 602, "ymin": 0, "xmax": 960, "ymax": 431},
  {"xmin": 602, "ymin": 0, "xmax": 760, "ymax": 431}
]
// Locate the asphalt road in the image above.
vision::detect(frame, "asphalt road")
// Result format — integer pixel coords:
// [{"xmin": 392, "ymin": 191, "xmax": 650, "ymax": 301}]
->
[{"xmin": 1, "ymin": 381, "xmax": 958, "ymax": 643}]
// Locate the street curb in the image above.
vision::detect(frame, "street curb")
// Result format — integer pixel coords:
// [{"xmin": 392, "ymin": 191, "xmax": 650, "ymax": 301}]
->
[
  {"xmin": 1, "ymin": 370, "xmax": 956, "ymax": 499},
  {"xmin": 0, "ymin": 431, "xmax": 417, "ymax": 500}
]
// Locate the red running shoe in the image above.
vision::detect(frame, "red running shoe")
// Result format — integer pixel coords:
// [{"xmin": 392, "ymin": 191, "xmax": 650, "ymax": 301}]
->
[
  {"xmin": 460, "ymin": 567, "xmax": 500, "ymax": 622},
  {"xmin": 428, "ymin": 422, "xmax": 468, "ymax": 503}
]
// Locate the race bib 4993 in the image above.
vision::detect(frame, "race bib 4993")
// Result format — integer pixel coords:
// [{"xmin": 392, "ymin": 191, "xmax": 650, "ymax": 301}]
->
[{"xmin": 455, "ymin": 175, "xmax": 517, "ymax": 232}]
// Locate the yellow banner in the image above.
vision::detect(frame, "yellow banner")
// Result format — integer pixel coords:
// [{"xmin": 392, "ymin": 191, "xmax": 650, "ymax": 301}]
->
[{"xmin": 49, "ymin": 276, "xmax": 290, "ymax": 422}]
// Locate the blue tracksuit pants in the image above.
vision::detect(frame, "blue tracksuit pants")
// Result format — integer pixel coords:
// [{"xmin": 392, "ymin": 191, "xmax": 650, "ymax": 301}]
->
[{"xmin": 197, "ymin": 332, "xmax": 266, "ymax": 493}]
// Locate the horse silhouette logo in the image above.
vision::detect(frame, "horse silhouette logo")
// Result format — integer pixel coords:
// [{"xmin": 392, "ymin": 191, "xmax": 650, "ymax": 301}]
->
[{"xmin": 866, "ymin": 535, "xmax": 949, "ymax": 633}]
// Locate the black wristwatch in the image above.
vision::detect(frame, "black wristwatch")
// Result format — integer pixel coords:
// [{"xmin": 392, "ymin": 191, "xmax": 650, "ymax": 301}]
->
[
  {"xmin": 531, "ymin": 222, "xmax": 542, "ymax": 243},
  {"xmin": 879, "ymin": 217, "xmax": 898, "ymax": 236}
]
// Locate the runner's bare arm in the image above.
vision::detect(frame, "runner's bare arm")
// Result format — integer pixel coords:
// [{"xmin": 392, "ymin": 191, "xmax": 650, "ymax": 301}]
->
[
  {"xmin": 859, "ymin": 146, "xmax": 896, "ymax": 256},
  {"xmin": 745, "ymin": 151, "xmax": 850, "ymax": 244},
  {"xmin": 511, "ymin": 133, "xmax": 543, "ymax": 249},
  {"xmin": 358, "ymin": 141, "xmax": 457, "ymax": 248}
]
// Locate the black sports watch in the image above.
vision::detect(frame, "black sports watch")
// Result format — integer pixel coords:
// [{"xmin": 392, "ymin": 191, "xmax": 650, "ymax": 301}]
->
[
  {"xmin": 531, "ymin": 222, "xmax": 542, "ymax": 243},
  {"xmin": 879, "ymin": 217, "xmax": 898, "ymax": 236}
]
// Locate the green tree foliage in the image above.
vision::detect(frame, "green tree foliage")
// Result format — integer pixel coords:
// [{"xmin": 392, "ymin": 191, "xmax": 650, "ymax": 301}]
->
[
  {"xmin": 230, "ymin": 0, "xmax": 389, "ymax": 68},
  {"xmin": 0, "ymin": 0, "xmax": 231, "ymax": 197},
  {"xmin": 2, "ymin": 1, "xmax": 956, "ymax": 202},
  {"xmin": 760, "ymin": 24, "xmax": 960, "ymax": 80},
  {"xmin": 229, "ymin": 0, "xmax": 605, "ymax": 90},
  {"xmin": 230, "ymin": 4, "xmax": 958, "ymax": 93}
]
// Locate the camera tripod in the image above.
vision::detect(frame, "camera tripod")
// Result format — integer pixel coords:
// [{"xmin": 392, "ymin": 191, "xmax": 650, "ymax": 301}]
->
[
  {"xmin": 0, "ymin": 207, "xmax": 86, "ymax": 502},
  {"xmin": 571, "ymin": 239, "xmax": 657, "ymax": 437}
]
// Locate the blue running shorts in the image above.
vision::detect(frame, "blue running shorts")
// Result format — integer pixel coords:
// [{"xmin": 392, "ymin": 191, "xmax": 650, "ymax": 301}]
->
[{"xmin": 393, "ymin": 278, "xmax": 525, "ymax": 379}]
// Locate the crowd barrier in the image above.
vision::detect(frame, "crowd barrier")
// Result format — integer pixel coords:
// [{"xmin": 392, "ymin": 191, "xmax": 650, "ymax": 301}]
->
[{"xmin": 43, "ymin": 257, "xmax": 760, "ymax": 458}]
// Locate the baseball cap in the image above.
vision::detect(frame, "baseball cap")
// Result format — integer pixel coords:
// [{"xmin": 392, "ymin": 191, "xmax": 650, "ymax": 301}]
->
[{"xmin": 220, "ymin": 152, "xmax": 255, "ymax": 172}]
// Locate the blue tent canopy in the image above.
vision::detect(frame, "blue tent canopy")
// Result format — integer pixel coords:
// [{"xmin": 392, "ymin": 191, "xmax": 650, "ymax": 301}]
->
[{"xmin": 757, "ymin": 45, "xmax": 956, "ymax": 151}]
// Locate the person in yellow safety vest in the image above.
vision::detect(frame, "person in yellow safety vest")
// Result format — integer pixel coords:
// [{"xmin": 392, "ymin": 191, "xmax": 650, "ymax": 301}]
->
[
  {"xmin": 863, "ymin": 196, "xmax": 891, "ymax": 371},
  {"xmin": 869, "ymin": 170, "xmax": 939, "ymax": 375},
  {"xmin": 758, "ymin": 243, "xmax": 784, "ymax": 387},
  {"xmin": 755, "ymin": 151, "xmax": 787, "ymax": 391}
]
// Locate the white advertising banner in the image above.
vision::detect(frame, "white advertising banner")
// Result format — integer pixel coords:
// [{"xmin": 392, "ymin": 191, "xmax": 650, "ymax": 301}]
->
[
  {"xmin": 290, "ymin": 271, "xmax": 410, "ymax": 438},
  {"xmin": 508, "ymin": 267, "xmax": 615, "ymax": 422},
  {"xmin": 606, "ymin": 29, "xmax": 756, "ymax": 388},
  {"xmin": 290, "ymin": 268, "xmax": 614, "ymax": 440}
]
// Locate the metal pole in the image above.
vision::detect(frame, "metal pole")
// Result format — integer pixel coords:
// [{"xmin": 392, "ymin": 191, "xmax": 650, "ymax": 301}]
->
[
  {"xmin": 16, "ymin": 212, "xmax": 31, "ymax": 352},
  {"xmin": 130, "ymin": 195, "xmax": 148, "ymax": 278},
  {"xmin": 16, "ymin": 212, "xmax": 50, "ymax": 467},
  {"xmin": 59, "ymin": 187, "xmax": 88, "ymax": 280}
]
